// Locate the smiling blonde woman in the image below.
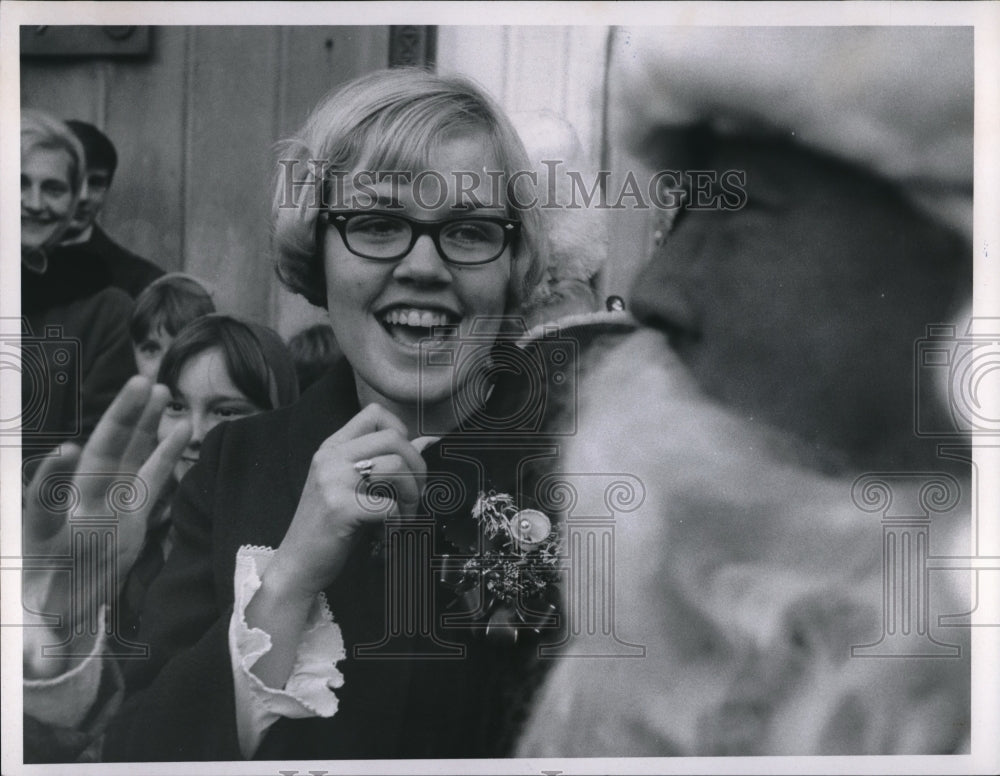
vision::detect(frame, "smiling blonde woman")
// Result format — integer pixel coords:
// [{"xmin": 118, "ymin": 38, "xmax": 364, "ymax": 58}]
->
[{"xmin": 100, "ymin": 69, "xmax": 570, "ymax": 762}]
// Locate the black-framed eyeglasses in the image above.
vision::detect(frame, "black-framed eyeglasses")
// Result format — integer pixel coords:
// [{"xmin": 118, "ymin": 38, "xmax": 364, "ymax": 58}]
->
[{"xmin": 323, "ymin": 209, "xmax": 520, "ymax": 266}]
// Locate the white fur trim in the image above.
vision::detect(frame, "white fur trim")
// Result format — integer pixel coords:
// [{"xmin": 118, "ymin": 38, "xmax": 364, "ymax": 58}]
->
[{"xmin": 518, "ymin": 310, "xmax": 637, "ymax": 346}]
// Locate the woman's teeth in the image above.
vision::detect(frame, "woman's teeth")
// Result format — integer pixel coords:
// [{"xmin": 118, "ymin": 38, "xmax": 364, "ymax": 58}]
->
[
  {"xmin": 381, "ymin": 308, "xmax": 458, "ymax": 347},
  {"xmin": 382, "ymin": 309, "xmax": 453, "ymax": 328}
]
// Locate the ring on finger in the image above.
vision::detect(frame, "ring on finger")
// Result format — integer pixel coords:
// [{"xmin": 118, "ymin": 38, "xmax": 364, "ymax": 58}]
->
[{"xmin": 353, "ymin": 459, "xmax": 375, "ymax": 480}]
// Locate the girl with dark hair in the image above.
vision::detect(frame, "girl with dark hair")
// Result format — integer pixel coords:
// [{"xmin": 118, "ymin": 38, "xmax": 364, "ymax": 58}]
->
[
  {"xmin": 23, "ymin": 316, "xmax": 298, "ymax": 762},
  {"xmin": 117, "ymin": 315, "xmax": 300, "ymax": 643},
  {"xmin": 155, "ymin": 315, "xmax": 299, "ymax": 483}
]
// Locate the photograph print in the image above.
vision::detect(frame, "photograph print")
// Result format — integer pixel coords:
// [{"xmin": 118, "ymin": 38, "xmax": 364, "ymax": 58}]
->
[{"xmin": 5, "ymin": 4, "xmax": 999, "ymax": 774}]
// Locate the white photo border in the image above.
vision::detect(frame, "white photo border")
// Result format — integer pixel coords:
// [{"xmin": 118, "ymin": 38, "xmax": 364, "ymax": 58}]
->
[{"xmin": 3, "ymin": 2, "xmax": 998, "ymax": 774}]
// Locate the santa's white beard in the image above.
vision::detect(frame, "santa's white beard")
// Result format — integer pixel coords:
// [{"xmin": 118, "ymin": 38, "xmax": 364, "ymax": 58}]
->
[{"xmin": 517, "ymin": 329, "xmax": 970, "ymax": 756}]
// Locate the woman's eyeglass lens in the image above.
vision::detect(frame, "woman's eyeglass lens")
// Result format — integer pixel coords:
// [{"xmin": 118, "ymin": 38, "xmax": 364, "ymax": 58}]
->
[{"xmin": 325, "ymin": 210, "xmax": 519, "ymax": 265}]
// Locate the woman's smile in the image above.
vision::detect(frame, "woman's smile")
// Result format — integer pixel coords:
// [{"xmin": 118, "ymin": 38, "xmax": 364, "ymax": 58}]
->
[{"xmin": 376, "ymin": 304, "xmax": 461, "ymax": 348}]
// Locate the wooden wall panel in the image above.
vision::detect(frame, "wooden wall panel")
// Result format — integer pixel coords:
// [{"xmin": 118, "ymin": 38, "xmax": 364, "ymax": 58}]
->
[
  {"xmin": 277, "ymin": 26, "xmax": 390, "ymax": 138},
  {"xmin": 436, "ymin": 27, "xmax": 507, "ymax": 106},
  {"xmin": 438, "ymin": 27, "xmax": 608, "ymax": 167},
  {"xmin": 101, "ymin": 27, "xmax": 188, "ymax": 272},
  {"xmin": 181, "ymin": 27, "xmax": 281, "ymax": 324},
  {"xmin": 20, "ymin": 58, "xmax": 105, "ymax": 124},
  {"xmin": 601, "ymin": 150, "xmax": 657, "ymax": 301},
  {"xmin": 440, "ymin": 27, "xmax": 620, "ymax": 298},
  {"xmin": 601, "ymin": 31, "xmax": 661, "ymax": 303}
]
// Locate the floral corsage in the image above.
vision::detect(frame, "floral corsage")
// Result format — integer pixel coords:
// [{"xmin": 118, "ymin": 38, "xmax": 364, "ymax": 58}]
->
[{"xmin": 441, "ymin": 490, "xmax": 562, "ymax": 641}]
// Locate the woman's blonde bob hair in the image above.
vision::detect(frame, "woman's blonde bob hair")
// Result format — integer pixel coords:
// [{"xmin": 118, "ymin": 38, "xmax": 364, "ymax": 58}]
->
[
  {"xmin": 272, "ymin": 68, "xmax": 546, "ymax": 313},
  {"xmin": 21, "ymin": 109, "xmax": 87, "ymax": 223},
  {"xmin": 21, "ymin": 109, "xmax": 86, "ymax": 193}
]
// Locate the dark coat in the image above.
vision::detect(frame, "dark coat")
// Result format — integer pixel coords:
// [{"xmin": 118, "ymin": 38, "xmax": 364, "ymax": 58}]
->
[
  {"xmin": 103, "ymin": 352, "xmax": 567, "ymax": 762},
  {"xmin": 21, "ymin": 250, "xmax": 136, "ymax": 454},
  {"xmin": 50, "ymin": 225, "xmax": 164, "ymax": 299}
]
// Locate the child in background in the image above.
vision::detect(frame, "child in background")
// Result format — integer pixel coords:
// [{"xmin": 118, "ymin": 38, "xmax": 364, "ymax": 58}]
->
[
  {"xmin": 23, "ymin": 314, "xmax": 299, "ymax": 763},
  {"xmin": 287, "ymin": 322, "xmax": 341, "ymax": 392},
  {"xmin": 122, "ymin": 314, "xmax": 301, "ymax": 641},
  {"xmin": 129, "ymin": 273, "xmax": 215, "ymax": 380}
]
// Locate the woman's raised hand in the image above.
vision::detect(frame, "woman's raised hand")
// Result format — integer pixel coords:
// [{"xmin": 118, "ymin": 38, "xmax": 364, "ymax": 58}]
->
[
  {"xmin": 243, "ymin": 404, "xmax": 427, "ymax": 692},
  {"xmin": 24, "ymin": 376, "xmax": 192, "ymax": 570},
  {"xmin": 22, "ymin": 376, "xmax": 191, "ymax": 678},
  {"xmin": 266, "ymin": 403, "xmax": 428, "ymax": 601}
]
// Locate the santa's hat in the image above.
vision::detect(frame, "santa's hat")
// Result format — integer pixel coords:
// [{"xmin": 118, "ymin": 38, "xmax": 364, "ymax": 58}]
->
[{"xmin": 611, "ymin": 26, "xmax": 973, "ymax": 236}]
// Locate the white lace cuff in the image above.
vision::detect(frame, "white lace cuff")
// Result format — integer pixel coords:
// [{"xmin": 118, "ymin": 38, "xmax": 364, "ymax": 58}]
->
[
  {"xmin": 230, "ymin": 545, "xmax": 345, "ymax": 758},
  {"xmin": 23, "ymin": 606, "xmax": 106, "ymax": 729}
]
